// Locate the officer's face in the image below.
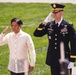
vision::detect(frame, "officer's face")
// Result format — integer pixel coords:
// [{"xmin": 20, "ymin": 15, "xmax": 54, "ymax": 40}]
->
[{"xmin": 53, "ymin": 11, "xmax": 63, "ymax": 22}]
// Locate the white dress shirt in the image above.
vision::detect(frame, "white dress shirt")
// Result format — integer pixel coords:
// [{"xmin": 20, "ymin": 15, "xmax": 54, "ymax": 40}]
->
[
  {"xmin": 55, "ymin": 17, "xmax": 63, "ymax": 27},
  {"xmin": 0, "ymin": 30, "xmax": 36, "ymax": 73}
]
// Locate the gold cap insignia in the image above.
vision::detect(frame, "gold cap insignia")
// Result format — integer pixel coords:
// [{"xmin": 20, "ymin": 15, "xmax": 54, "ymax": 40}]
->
[{"xmin": 53, "ymin": 4, "xmax": 56, "ymax": 8}]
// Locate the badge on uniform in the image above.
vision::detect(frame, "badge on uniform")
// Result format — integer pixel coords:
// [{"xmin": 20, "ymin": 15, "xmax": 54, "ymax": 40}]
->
[
  {"xmin": 60, "ymin": 25, "xmax": 68, "ymax": 36},
  {"xmin": 48, "ymin": 26, "xmax": 53, "ymax": 34}
]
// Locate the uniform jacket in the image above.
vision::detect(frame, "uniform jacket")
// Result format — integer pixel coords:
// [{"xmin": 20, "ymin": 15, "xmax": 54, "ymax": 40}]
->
[{"xmin": 34, "ymin": 19, "xmax": 76, "ymax": 66}]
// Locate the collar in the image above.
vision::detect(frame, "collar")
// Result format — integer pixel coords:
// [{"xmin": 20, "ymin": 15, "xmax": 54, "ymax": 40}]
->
[
  {"xmin": 55, "ymin": 17, "xmax": 63, "ymax": 27},
  {"xmin": 13, "ymin": 30, "xmax": 22, "ymax": 37}
]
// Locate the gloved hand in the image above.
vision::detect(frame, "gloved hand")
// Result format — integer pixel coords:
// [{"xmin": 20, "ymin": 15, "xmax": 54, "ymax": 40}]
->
[
  {"xmin": 68, "ymin": 62, "xmax": 74, "ymax": 69},
  {"xmin": 44, "ymin": 12, "xmax": 52, "ymax": 22}
]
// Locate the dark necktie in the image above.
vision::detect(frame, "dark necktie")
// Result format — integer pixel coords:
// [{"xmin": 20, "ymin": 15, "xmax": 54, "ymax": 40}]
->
[{"xmin": 56, "ymin": 23, "xmax": 58, "ymax": 27}]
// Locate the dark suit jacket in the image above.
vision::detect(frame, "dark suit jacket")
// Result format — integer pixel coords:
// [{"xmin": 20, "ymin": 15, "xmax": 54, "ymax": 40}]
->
[{"xmin": 34, "ymin": 19, "xmax": 76, "ymax": 66}]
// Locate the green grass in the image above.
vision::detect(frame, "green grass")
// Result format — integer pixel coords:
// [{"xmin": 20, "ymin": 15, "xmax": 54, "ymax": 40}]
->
[{"xmin": 0, "ymin": 3, "xmax": 76, "ymax": 75}]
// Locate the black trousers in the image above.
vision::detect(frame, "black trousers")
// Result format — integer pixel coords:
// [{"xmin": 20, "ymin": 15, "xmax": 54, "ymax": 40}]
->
[
  {"xmin": 50, "ymin": 65, "xmax": 60, "ymax": 75},
  {"xmin": 10, "ymin": 71, "xmax": 24, "ymax": 75},
  {"xmin": 50, "ymin": 65, "xmax": 72, "ymax": 75}
]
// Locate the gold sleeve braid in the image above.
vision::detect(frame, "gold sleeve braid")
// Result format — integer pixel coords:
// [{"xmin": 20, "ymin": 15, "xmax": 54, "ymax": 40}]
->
[
  {"xmin": 70, "ymin": 55, "xmax": 76, "ymax": 58},
  {"xmin": 37, "ymin": 28, "xmax": 43, "ymax": 31}
]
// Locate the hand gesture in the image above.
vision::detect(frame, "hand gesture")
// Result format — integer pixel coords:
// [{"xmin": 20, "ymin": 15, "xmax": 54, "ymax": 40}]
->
[
  {"xmin": 2, "ymin": 26, "xmax": 10, "ymax": 34},
  {"xmin": 44, "ymin": 12, "xmax": 52, "ymax": 23},
  {"xmin": 29, "ymin": 65, "xmax": 34, "ymax": 72},
  {"xmin": 68, "ymin": 62, "xmax": 74, "ymax": 69}
]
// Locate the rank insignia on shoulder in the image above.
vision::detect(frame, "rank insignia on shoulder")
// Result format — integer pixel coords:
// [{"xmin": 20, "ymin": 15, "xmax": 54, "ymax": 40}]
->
[
  {"xmin": 69, "ymin": 22, "xmax": 73, "ymax": 24},
  {"xmin": 69, "ymin": 22, "xmax": 73, "ymax": 27}
]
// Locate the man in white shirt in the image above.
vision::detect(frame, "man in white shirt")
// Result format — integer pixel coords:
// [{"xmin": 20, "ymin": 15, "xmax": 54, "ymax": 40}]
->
[{"xmin": 0, "ymin": 18, "xmax": 36, "ymax": 75}]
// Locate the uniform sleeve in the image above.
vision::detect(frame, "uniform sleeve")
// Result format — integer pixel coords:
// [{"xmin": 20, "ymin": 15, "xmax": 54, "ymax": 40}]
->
[
  {"xmin": 26, "ymin": 35, "xmax": 36, "ymax": 66},
  {"xmin": 68, "ymin": 24, "xmax": 76, "ymax": 62},
  {"xmin": 0, "ymin": 33, "xmax": 8, "ymax": 45},
  {"xmin": 33, "ymin": 23, "xmax": 47, "ymax": 37}
]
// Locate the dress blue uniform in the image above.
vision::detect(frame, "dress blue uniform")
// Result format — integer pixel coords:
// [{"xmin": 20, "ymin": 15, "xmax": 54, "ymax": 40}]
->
[
  {"xmin": 33, "ymin": 3, "xmax": 76, "ymax": 75},
  {"xmin": 34, "ymin": 20, "xmax": 76, "ymax": 65},
  {"xmin": 34, "ymin": 20, "xmax": 76, "ymax": 75}
]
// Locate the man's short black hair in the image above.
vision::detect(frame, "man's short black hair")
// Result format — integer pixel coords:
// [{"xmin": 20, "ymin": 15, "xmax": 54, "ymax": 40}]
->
[{"xmin": 11, "ymin": 18, "xmax": 23, "ymax": 26}]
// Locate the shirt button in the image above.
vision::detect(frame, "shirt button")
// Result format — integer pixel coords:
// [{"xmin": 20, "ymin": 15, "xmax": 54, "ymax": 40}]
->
[
  {"xmin": 55, "ymin": 47, "xmax": 57, "ymax": 49},
  {"xmin": 66, "ymin": 52, "xmax": 68, "ymax": 54},
  {"xmin": 55, "ymin": 43, "xmax": 57, "ymax": 45},
  {"xmin": 55, "ymin": 38, "xmax": 57, "ymax": 40},
  {"xmin": 55, "ymin": 34, "xmax": 57, "ymax": 36}
]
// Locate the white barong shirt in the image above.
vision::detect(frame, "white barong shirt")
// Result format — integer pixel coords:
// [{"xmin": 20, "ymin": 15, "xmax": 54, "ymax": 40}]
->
[{"xmin": 0, "ymin": 30, "xmax": 36, "ymax": 73}]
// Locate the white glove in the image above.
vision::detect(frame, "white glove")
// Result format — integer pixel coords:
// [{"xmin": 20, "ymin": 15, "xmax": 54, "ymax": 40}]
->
[
  {"xmin": 44, "ymin": 12, "xmax": 52, "ymax": 22},
  {"xmin": 68, "ymin": 62, "xmax": 74, "ymax": 69}
]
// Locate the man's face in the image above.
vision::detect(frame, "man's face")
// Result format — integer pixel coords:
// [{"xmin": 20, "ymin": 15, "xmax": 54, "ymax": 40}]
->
[
  {"xmin": 52, "ymin": 11, "xmax": 63, "ymax": 22},
  {"xmin": 11, "ymin": 22, "xmax": 21, "ymax": 34}
]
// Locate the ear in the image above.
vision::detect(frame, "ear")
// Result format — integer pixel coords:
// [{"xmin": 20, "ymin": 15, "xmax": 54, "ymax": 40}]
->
[
  {"xmin": 62, "ymin": 11, "xmax": 64, "ymax": 15},
  {"xmin": 20, "ymin": 25, "xmax": 22, "ymax": 28}
]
